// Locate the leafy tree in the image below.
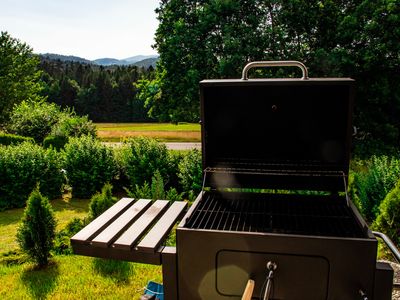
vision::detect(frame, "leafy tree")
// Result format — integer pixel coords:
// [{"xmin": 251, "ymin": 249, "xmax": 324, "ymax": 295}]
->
[
  {"xmin": 16, "ymin": 187, "xmax": 56, "ymax": 267},
  {"xmin": 153, "ymin": 0, "xmax": 400, "ymax": 153},
  {"xmin": 7, "ymin": 100, "xmax": 62, "ymax": 143},
  {"xmin": 0, "ymin": 32, "xmax": 44, "ymax": 124}
]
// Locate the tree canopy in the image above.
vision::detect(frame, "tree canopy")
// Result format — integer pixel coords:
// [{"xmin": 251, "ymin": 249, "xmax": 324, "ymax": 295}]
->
[
  {"xmin": 0, "ymin": 31, "xmax": 44, "ymax": 124},
  {"xmin": 153, "ymin": 0, "xmax": 400, "ymax": 154}
]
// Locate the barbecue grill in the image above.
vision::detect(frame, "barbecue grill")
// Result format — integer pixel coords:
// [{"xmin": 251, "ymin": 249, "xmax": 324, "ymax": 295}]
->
[{"xmin": 71, "ymin": 61, "xmax": 399, "ymax": 300}]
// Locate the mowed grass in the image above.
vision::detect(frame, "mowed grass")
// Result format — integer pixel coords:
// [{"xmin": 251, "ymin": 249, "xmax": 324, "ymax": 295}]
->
[
  {"xmin": 0, "ymin": 256, "xmax": 162, "ymax": 299},
  {"xmin": 0, "ymin": 198, "xmax": 89, "ymax": 254},
  {"xmin": 0, "ymin": 197, "xmax": 162, "ymax": 299},
  {"xmin": 95, "ymin": 122, "xmax": 201, "ymax": 142}
]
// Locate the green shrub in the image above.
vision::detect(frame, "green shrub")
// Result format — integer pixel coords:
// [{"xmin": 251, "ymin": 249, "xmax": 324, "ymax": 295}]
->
[
  {"xmin": 373, "ymin": 179, "xmax": 400, "ymax": 247},
  {"xmin": 7, "ymin": 100, "xmax": 62, "ymax": 143},
  {"xmin": 166, "ymin": 150, "xmax": 185, "ymax": 190},
  {"xmin": 53, "ymin": 217, "xmax": 86, "ymax": 255},
  {"xmin": 89, "ymin": 183, "xmax": 116, "ymax": 220},
  {"xmin": 51, "ymin": 114, "xmax": 97, "ymax": 139},
  {"xmin": 63, "ymin": 136, "xmax": 117, "ymax": 198},
  {"xmin": 165, "ymin": 187, "xmax": 184, "ymax": 202},
  {"xmin": 353, "ymin": 155, "xmax": 400, "ymax": 221},
  {"xmin": 0, "ymin": 132, "xmax": 34, "ymax": 146},
  {"xmin": 126, "ymin": 182, "xmax": 152, "ymax": 199},
  {"xmin": 122, "ymin": 137, "xmax": 170, "ymax": 188},
  {"xmin": 0, "ymin": 142, "xmax": 64, "ymax": 210},
  {"xmin": 43, "ymin": 134, "xmax": 68, "ymax": 150},
  {"xmin": 16, "ymin": 187, "xmax": 56, "ymax": 267},
  {"xmin": 178, "ymin": 149, "xmax": 203, "ymax": 195},
  {"xmin": 126, "ymin": 171, "xmax": 183, "ymax": 201},
  {"xmin": 151, "ymin": 170, "xmax": 165, "ymax": 200},
  {"xmin": 348, "ymin": 171, "xmax": 362, "ymax": 212}
]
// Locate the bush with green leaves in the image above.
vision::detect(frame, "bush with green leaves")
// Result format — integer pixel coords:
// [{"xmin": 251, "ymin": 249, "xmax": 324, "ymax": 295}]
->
[
  {"xmin": 7, "ymin": 100, "xmax": 62, "ymax": 143},
  {"xmin": 16, "ymin": 187, "xmax": 56, "ymax": 267},
  {"xmin": 63, "ymin": 136, "xmax": 117, "ymax": 198},
  {"xmin": 373, "ymin": 179, "xmax": 400, "ymax": 247},
  {"xmin": 0, "ymin": 132, "xmax": 34, "ymax": 146},
  {"xmin": 51, "ymin": 113, "xmax": 97, "ymax": 139},
  {"xmin": 178, "ymin": 149, "xmax": 203, "ymax": 195},
  {"xmin": 0, "ymin": 142, "xmax": 64, "ymax": 210},
  {"xmin": 126, "ymin": 170, "xmax": 183, "ymax": 201},
  {"xmin": 43, "ymin": 134, "xmax": 68, "ymax": 151},
  {"xmin": 53, "ymin": 217, "xmax": 86, "ymax": 255},
  {"xmin": 88, "ymin": 183, "xmax": 117, "ymax": 220},
  {"xmin": 121, "ymin": 137, "xmax": 170, "ymax": 188},
  {"xmin": 352, "ymin": 155, "xmax": 400, "ymax": 221}
]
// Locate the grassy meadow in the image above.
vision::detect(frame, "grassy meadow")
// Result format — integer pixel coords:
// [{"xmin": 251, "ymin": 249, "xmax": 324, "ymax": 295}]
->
[
  {"xmin": 0, "ymin": 197, "xmax": 162, "ymax": 299},
  {"xmin": 96, "ymin": 122, "xmax": 201, "ymax": 142}
]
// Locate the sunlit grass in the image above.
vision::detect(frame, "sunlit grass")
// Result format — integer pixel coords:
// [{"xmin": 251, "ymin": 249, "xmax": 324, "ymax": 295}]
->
[
  {"xmin": 0, "ymin": 256, "xmax": 162, "ymax": 299},
  {"xmin": 0, "ymin": 198, "xmax": 90, "ymax": 254},
  {"xmin": 95, "ymin": 122, "xmax": 201, "ymax": 142},
  {"xmin": 0, "ymin": 197, "xmax": 162, "ymax": 299},
  {"xmin": 95, "ymin": 122, "xmax": 200, "ymax": 132}
]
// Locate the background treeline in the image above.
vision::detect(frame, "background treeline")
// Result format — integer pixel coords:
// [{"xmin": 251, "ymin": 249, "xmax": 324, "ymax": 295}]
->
[
  {"xmin": 39, "ymin": 57, "xmax": 155, "ymax": 122},
  {"xmin": 147, "ymin": 0, "xmax": 400, "ymax": 156}
]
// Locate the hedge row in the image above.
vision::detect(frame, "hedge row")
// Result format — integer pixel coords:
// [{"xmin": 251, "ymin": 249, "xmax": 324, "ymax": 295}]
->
[
  {"xmin": 0, "ymin": 136, "xmax": 202, "ymax": 210},
  {"xmin": 0, "ymin": 142, "xmax": 64, "ymax": 210},
  {"xmin": 0, "ymin": 132, "xmax": 34, "ymax": 146}
]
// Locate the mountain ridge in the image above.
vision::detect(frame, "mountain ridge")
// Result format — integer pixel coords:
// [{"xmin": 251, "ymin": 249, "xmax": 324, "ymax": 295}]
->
[{"xmin": 40, "ymin": 53, "xmax": 159, "ymax": 68}]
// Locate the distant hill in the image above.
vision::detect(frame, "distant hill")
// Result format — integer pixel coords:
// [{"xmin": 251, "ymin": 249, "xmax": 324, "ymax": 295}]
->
[
  {"xmin": 124, "ymin": 55, "xmax": 158, "ymax": 64},
  {"xmin": 40, "ymin": 53, "xmax": 92, "ymax": 64},
  {"xmin": 93, "ymin": 58, "xmax": 127, "ymax": 65},
  {"xmin": 133, "ymin": 57, "xmax": 158, "ymax": 68},
  {"xmin": 39, "ymin": 53, "xmax": 159, "ymax": 68}
]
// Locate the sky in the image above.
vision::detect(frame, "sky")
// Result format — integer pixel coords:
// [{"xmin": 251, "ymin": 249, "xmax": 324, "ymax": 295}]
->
[{"xmin": 0, "ymin": 0, "xmax": 160, "ymax": 60}]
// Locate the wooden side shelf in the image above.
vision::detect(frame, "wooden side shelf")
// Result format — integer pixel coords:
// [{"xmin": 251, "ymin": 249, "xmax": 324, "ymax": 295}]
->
[{"xmin": 71, "ymin": 198, "xmax": 187, "ymax": 265}]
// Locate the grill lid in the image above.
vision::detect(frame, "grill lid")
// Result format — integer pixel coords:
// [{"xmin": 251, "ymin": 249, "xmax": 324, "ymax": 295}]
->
[{"xmin": 200, "ymin": 61, "xmax": 355, "ymax": 191}]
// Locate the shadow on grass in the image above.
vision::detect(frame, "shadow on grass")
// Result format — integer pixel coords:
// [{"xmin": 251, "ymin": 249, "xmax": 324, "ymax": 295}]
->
[
  {"xmin": 92, "ymin": 258, "xmax": 132, "ymax": 284},
  {"xmin": 20, "ymin": 261, "xmax": 60, "ymax": 299}
]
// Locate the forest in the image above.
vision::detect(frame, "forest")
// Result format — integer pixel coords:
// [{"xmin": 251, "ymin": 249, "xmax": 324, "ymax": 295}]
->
[{"xmin": 39, "ymin": 57, "xmax": 155, "ymax": 123}]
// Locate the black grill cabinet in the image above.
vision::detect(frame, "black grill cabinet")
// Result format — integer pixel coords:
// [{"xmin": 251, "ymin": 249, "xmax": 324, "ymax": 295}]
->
[{"xmin": 176, "ymin": 61, "xmax": 394, "ymax": 300}]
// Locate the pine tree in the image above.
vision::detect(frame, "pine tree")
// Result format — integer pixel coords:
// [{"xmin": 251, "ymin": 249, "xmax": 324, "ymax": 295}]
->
[{"xmin": 16, "ymin": 187, "xmax": 56, "ymax": 267}]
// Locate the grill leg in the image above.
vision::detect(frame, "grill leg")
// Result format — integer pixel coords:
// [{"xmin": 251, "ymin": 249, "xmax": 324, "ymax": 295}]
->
[
  {"xmin": 373, "ymin": 262, "xmax": 394, "ymax": 300},
  {"xmin": 161, "ymin": 247, "xmax": 178, "ymax": 300}
]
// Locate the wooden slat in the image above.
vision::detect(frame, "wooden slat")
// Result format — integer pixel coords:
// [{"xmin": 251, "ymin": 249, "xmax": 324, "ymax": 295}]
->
[
  {"xmin": 113, "ymin": 200, "xmax": 170, "ymax": 250},
  {"xmin": 136, "ymin": 201, "xmax": 187, "ymax": 253},
  {"xmin": 90, "ymin": 199, "xmax": 152, "ymax": 248},
  {"xmin": 71, "ymin": 198, "xmax": 134, "ymax": 244}
]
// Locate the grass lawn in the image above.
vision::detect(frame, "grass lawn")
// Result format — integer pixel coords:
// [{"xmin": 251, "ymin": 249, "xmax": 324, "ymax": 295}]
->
[
  {"xmin": 95, "ymin": 122, "xmax": 201, "ymax": 142},
  {"xmin": 0, "ymin": 197, "xmax": 162, "ymax": 299}
]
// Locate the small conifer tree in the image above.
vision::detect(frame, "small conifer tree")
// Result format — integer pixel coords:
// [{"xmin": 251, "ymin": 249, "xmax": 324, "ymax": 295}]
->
[
  {"xmin": 88, "ymin": 183, "xmax": 116, "ymax": 220},
  {"xmin": 16, "ymin": 187, "xmax": 56, "ymax": 267}
]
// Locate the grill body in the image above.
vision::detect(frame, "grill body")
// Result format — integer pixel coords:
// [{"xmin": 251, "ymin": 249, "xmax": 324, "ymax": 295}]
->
[
  {"xmin": 174, "ymin": 74, "xmax": 393, "ymax": 299},
  {"xmin": 177, "ymin": 192, "xmax": 377, "ymax": 300}
]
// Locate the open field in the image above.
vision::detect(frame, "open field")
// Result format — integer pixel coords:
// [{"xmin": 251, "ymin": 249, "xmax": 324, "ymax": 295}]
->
[
  {"xmin": 96, "ymin": 123, "xmax": 201, "ymax": 142},
  {"xmin": 0, "ymin": 197, "xmax": 162, "ymax": 299}
]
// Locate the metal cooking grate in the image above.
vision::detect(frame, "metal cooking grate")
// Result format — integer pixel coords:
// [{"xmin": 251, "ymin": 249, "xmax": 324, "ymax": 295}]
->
[{"xmin": 185, "ymin": 192, "xmax": 364, "ymax": 238}]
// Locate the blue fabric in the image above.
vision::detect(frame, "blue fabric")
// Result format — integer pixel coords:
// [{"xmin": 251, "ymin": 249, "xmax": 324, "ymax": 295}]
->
[{"xmin": 144, "ymin": 281, "xmax": 164, "ymax": 300}]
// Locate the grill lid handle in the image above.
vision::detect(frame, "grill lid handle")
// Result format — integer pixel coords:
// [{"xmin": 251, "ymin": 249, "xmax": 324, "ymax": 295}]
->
[{"xmin": 241, "ymin": 60, "xmax": 309, "ymax": 80}]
